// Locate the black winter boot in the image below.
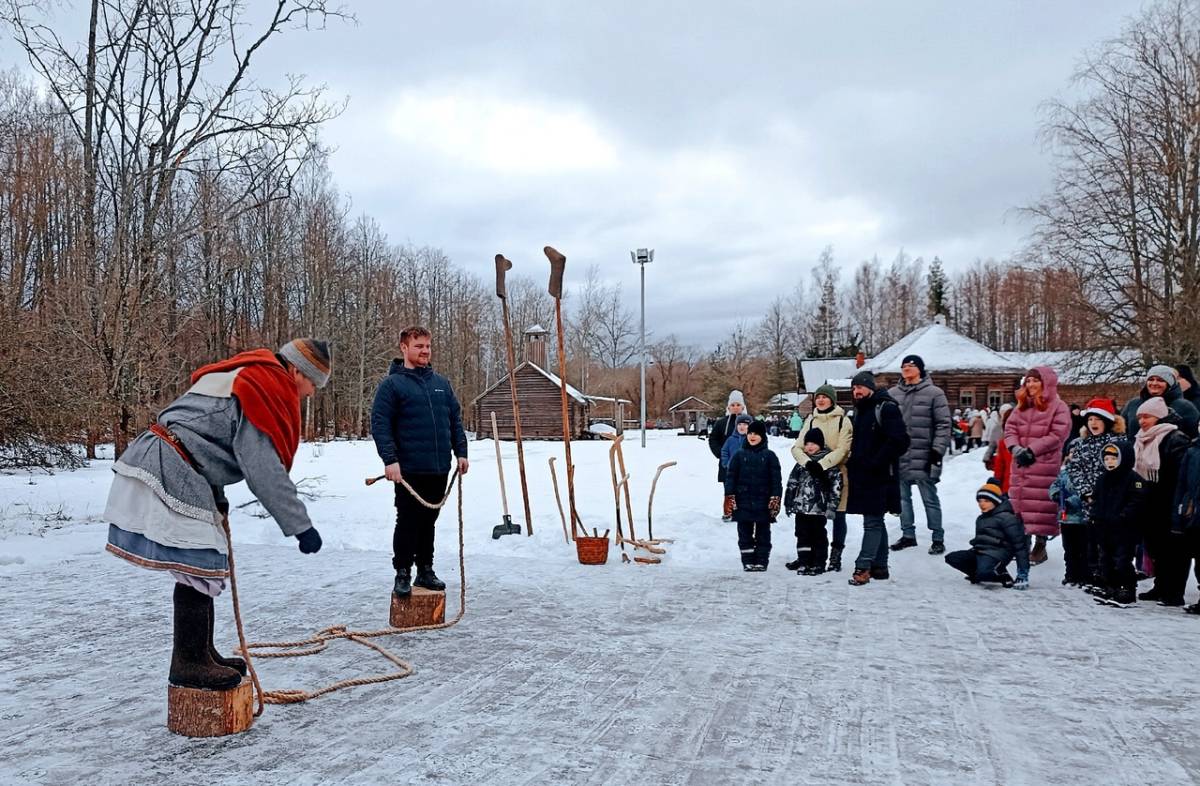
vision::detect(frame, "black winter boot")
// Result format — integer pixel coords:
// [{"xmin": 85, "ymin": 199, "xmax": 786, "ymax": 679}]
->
[
  {"xmin": 170, "ymin": 584, "xmax": 242, "ymax": 690},
  {"xmin": 393, "ymin": 568, "xmax": 412, "ymax": 597},
  {"xmin": 205, "ymin": 595, "xmax": 246, "ymax": 676},
  {"xmin": 414, "ymin": 565, "xmax": 445, "ymax": 591},
  {"xmin": 827, "ymin": 547, "xmax": 843, "ymax": 572},
  {"xmin": 785, "ymin": 553, "xmax": 804, "ymax": 572}
]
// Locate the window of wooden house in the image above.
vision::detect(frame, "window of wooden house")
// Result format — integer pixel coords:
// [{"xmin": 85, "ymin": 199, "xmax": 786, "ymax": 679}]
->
[
  {"xmin": 988, "ymin": 389, "xmax": 1005, "ymax": 410},
  {"xmin": 959, "ymin": 390, "xmax": 975, "ymax": 408}
]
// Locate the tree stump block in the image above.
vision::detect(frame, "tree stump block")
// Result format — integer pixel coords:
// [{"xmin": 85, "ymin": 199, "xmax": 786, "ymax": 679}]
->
[
  {"xmin": 390, "ymin": 587, "xmax": 446, "ymax": 629},
  {"xmin": 167, "ymin": 679, "xmax": 254, "ymax": 737}
]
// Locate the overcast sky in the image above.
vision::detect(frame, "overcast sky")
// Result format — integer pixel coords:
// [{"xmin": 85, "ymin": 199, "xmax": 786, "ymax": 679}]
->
[{"xmin": 4, "ymin": 1, "xmax": 1143, "ymax": 347}]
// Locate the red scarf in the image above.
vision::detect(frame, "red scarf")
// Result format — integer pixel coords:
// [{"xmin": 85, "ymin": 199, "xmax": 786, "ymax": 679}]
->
[{"xmin": 191, "ymin": 349, "xmax": 301, "ymax": 470}]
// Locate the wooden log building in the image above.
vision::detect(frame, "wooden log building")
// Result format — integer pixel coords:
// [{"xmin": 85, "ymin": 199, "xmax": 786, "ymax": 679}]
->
[
  {"xmin": 865, "ymin": 321, "xmax": 1024, "ymax": 410},
  {"xmin": 471, "ymin": 325, "xmax": 631, "ymax": 440}
]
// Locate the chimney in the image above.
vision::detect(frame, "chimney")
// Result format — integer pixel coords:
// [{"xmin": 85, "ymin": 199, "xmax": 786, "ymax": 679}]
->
[
  {"xmin": 855, "ymin": 351, "xmax": 865, "ymax": 368},
  {"xmin": 524, "ymin": 324, "xmax": 548, "ymax": 368}
]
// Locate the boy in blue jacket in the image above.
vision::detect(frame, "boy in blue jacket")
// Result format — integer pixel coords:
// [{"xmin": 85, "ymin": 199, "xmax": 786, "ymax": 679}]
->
[
  {"xmin": 724, "ymin": 420, "xmax": 782, "ymax": 571},
  {"xmin": 719, "ymin": 414, "xmax": 753, "ymax": 520}
]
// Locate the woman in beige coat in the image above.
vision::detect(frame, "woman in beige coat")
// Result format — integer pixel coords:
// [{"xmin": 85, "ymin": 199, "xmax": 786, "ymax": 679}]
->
[{"xmin": 792, "ymin": 384, "xmax": 854, "ymax": 570}]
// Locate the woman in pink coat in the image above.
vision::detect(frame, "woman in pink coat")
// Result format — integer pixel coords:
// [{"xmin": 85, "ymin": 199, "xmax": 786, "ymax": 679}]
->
[{"xmin": 1004, "ymin": 366, "xmax": 1073, "ymax": 565}]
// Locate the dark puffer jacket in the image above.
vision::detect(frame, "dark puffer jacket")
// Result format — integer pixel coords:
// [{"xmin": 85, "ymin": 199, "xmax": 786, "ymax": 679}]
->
[
  {"xmin": 1172, "ymin": 437, "xmax": 1200, "ymax": 532},
  {"xmin": 1121, "ymin": 383, "xmax": 1200, "ymax": 438},
  {"xmin": 1091, "ymin": 442, "xmax": 1148, "ymax": 531},
  {"xmin": 968, "ymin": 498, "xmax": 1030, "ymax": 574},
  {"xmin": 846, "ymin": 389, "xmax": 910, "ymax": 516},
  {"xmin": 371, "ymin": 360, "xmax": 468, "ymax": 475},
  {"xmin": 724, "ymin": 437, "xmax": 782, "ymax": 523},
  {"xmin": 1135, "ymin": 426, "xmax": 1190, "ymax": 523},
  {"xmin": 888, "ymin": 376, "xmax": 951, "ymax": 482}
]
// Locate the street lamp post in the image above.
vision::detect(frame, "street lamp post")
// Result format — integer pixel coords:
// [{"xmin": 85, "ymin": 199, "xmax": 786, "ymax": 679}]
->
[{"xmin": 631, "ymin": 248, "xmax": 654, "ymax": 447}]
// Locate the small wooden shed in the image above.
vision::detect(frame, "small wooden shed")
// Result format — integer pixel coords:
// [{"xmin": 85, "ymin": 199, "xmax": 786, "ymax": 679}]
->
[{"xmin": 668, "ymin": 396, "xmax": 713, "ymax": 433}]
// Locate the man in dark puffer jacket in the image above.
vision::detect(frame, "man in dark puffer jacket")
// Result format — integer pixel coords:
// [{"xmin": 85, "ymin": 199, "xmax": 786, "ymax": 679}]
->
[
  {"xmin": 372, "ymin": 325, "xmax": 469, "ymax": 598},
  {"xmin": 944, "ymin": 479, "xmax": 1030, "ymax": 588},
  {"xmin": 724, "ymin": 419, "xmax": 782, "ymax": 571}
]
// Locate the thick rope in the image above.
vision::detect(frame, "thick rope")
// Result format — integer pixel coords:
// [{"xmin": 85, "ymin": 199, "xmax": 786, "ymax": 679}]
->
[{"xmin": 223, "ymin": 470, "xmax": 465, "ymax": 711}]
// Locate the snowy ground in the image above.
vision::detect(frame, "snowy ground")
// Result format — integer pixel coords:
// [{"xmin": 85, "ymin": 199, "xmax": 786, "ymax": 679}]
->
[{"xmin": 2, "ymin": 431, "xmax": 1199, "ymax": 785}]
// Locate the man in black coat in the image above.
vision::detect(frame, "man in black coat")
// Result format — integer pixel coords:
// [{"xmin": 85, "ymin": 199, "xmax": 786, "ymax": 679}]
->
[
  {"xmin": 371, "ymin": 325, "xmax": 469, "ymax": 598},
  {"xmin": 846, "ymin": 371, "xmax": 910, "ymax": 586}
]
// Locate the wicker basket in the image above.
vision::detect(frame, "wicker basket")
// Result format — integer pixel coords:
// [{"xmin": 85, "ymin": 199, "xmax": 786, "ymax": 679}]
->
[{"xmin": 575, "ymin": 535, "xmax": 609, "ymax": 565}]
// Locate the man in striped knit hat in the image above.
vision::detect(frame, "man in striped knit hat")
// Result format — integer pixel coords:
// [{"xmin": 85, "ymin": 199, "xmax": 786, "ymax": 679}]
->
[{"xmin": 104, "ymin": 338, "xmax": 331, "ymax": 691}]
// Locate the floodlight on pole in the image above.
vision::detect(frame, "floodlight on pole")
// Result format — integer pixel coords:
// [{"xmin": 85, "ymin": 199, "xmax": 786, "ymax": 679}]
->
[{"xmin": 631, "ymin": 248, "xmax": 654, "ymax": 448}]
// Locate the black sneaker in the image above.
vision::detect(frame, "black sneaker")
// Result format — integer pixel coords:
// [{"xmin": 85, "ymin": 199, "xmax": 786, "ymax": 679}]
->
[
  {"xmin": 393, "ymin": 569, "xmax": 412, "ymax": 597},
  {"xmin": 928, "ymin": 542, "xmax": 945, "ymax": 555},
  {"xmin": 414, "ymin": 565, "xmax": 446, "ymax": 591},
  {"xmin": 889, "ymin": 536, "xmax": 918, "ymax": 552}
]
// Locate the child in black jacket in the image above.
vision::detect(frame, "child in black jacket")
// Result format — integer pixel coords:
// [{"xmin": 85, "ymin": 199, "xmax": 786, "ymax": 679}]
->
[
  {"xmin": 783, "ymin": 429, "xmax": 843, "ymax": 575},
  {"xmin": 1090, "ymin": 442, "xmax": 1149, "ymax": 606},
  {"xmin": 944, "ymin": 478, "xmax": 1031, "ymax": 587},
  {"xmin": 724, "ymin": 420, "xmax": 782, "ymax": 571}
]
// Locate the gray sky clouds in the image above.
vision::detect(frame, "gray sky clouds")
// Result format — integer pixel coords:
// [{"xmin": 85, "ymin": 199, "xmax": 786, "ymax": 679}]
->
[{"xmin": 4, "ymin": 1, "xmax": 1143, "ymax": 347}]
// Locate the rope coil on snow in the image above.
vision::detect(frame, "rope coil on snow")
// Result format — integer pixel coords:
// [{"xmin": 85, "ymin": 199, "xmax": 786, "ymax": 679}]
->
[{"xmin": 223, "ymin": 470, "xmax": 466, "ymax": 712}]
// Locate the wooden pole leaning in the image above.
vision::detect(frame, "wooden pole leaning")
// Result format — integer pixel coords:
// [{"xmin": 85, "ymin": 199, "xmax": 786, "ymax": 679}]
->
[
  {"xmin": 495, "ymin": 254, "xmax": 534, "ymax": 535},
  {"xmin": 549, "ymin": 456, "xmax": 571, "ymax": 544},
  {"xmin": 544, "ymin": 245, "xmax": 581, "ymax": 540}
]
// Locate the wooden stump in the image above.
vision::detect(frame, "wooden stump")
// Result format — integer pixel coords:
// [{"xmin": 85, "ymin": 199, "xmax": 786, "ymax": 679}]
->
[
  {"xmin": 390, "ymin": 587, "xmax": 446, "ymax": 629},
  {"xmin": 167, "ymin": 679, "xmax": 254, "ymax": 737}
]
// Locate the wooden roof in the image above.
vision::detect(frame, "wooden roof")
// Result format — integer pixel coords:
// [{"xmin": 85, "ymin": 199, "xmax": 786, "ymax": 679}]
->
[{"xmin": 668, "ymin": 395, "xmax": 713, "ymax": 412}]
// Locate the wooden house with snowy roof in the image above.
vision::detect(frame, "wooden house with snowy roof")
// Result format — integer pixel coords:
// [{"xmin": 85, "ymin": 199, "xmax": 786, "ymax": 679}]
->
[{"xmin": 471, "ymin": 325, "xmax": 631, "ymax": 440}]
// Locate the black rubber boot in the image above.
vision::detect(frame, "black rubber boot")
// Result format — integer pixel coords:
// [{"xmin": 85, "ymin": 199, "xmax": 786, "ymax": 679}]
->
[
  {"xmin": 205, "ymin": 594, "xmax": 246, "ymax": 676},
  {"xmin": 170, "ymin": 583, "xmax": 242, "ymax": 690},
  {"xmin": 414, "ymin": 565, "xmax": 446, "ymax": 591},
  {"xmin": 393, "ymin": 568, "xmax": 412, "ymax": 597}
]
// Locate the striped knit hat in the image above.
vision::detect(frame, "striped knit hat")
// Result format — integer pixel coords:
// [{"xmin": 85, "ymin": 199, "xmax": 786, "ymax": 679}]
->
[
  {"xmin": 279, "ymin": 338, "xmax": 332, "ymax": 388},
  {"xmin": 976, "ymin": 478, "xmax": 1004, "ymax": 507}
]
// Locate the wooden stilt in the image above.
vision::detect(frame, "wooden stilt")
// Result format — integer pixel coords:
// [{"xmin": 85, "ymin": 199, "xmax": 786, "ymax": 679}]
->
[
  {"xmin": 495, "ymin": 254, "xmax": 534, "ymax": 535},
  {"xmin": 389, "ymin": 587, "xmax": 446, "ymax": 629},
  {"xmin": 545, "ymin": 245, "xmax": 581, "ymax": 539},
  {"xmin": 167, "ymin": 679, "xmax": 254, "ymax": 737}
]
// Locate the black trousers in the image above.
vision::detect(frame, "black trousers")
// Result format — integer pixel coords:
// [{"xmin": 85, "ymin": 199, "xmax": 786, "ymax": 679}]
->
[
  {"xmin": 392, "ymin": 472, "xmax": 449, "ymax": 573},
  {"xmin": 945, "ymin": 549, "xmax": 1005, "ymax": 582},
  {"xmin": 1098, "ymin": 520, "xmax": 1139, "ymax": 592},
  {"xmin": 1061, "ymin": 523, "xmax": 1089, "ymax": 583},
  {"xmin": 737, "ymin": 520, "xmax": 772, "ymax": 567},
  {"xmin": 1086, "ymin": 520, "xmax": 1102, "ymax": 581},
  {"xmin": 794, "ymin": 514, "xmax": 828, "ymax": 569},
  {"xmin": 1145, "ymin": 515, "xmax": 1188, "ymax": 600}
]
